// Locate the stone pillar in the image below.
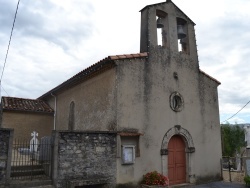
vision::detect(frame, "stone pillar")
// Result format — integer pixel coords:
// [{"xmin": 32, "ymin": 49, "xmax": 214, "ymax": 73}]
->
[
  {"xmin": 246, "ymin": 148, "xmax": 250, "ymax": 157},
  {"xmin": 0, "ymin": 128, "xmax": 13, "ymax": 187}
]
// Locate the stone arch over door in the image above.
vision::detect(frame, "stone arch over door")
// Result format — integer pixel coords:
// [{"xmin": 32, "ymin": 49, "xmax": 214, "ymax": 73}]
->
[{"xmin": 160, "ymin": 125, "xmax": 196, "ymax": 184}]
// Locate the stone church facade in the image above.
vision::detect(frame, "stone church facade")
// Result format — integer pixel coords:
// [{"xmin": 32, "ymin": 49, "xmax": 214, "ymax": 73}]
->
[{"xmin": 1, "ymin": 0, "xmax": 222, "ymax": 186}]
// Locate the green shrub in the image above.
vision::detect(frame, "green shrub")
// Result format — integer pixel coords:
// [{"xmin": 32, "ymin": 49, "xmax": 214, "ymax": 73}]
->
[{"xmin": 244, "ymin": 175, "xmax": 250, "ymax": 186}]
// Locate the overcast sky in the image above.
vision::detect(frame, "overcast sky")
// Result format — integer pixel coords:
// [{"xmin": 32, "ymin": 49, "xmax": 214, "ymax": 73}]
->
[{"xmin": 0, "ymin": 0, "xmax": 250, "ymax": 124}]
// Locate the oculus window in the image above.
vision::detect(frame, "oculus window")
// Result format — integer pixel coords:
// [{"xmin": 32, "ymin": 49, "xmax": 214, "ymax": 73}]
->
[{"xmin": 170, "ymin": 92, "xmax": 184, "ymax": 112}]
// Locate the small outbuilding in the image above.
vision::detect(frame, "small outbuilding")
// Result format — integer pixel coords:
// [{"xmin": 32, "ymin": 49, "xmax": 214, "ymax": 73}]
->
[{"xmin": 0, "ymin": 96, "xmax": 54, "ymax": 141}]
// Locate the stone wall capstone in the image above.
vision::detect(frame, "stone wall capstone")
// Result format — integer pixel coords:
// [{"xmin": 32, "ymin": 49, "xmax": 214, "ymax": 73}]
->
[{"xmin": 52, "ymin": 131, "xmax": 117, "ymax": 188}]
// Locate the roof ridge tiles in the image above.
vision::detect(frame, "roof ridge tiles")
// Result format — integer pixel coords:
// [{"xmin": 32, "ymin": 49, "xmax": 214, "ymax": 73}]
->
[
  {"xmin": 38, "ymin": 52, "xmax": 148, "ymax": 99},
  {"xmin": 1, "ymin": 96, "xmax": 54, "ymax": 113}
]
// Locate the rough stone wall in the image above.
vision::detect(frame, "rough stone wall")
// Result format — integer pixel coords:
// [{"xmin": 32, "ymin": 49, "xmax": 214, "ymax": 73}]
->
[
  {"xmin": 53, "ymin": 131, "xmax": 117, "ymax": 188},
  {"xmin": 0, "ymin": 129, "xmax": 13, "ymax": 187}
]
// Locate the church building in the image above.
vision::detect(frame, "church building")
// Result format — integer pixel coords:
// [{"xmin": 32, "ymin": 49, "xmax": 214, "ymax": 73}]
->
[
  {"xmin": 38, "ymin": 0, "xmax": 222, "ymax": 185},
  {"xmin": 1, "ymin": 0, "xmax": 222, "ymax": 186}
]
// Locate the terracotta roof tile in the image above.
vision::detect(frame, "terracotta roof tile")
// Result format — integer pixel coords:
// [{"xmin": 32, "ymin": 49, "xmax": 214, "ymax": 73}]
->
[
  {"xmin": 109, "ymin": 56, "xmax": 120, "ymax": 60},
  {"xmin": 117, "ymin": 55, "xmax": 127, "ymax": 59},
  {"xmin": 139, "ymin": 52, "xmax": 148, "ymax": 57},
  {"xmin": 108, "ymin": 53, "xmax": 149, "ymax": 60},
  {"xmin": 125, "ymin": 54, "xmax": 133, "ymax": 58},
  {"xmin": 2, "ymin": 97, "xmax": 54, "ymax": 113},
  {"xmin": 39, "ymin": 52, "xmax": 148, "ymax": 99},
  {"xmin": 132, "ymin": 54, "xmax": 140, "ymax": 58}
]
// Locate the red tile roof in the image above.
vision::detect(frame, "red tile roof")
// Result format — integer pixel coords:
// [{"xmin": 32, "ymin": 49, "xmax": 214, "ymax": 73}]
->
[
  {"xmin": 38, "ymin": 51, "xmax": 219, "ymax": 99},
  {"xmin": 109, "ymin": 53, "xmax": 148, "ymax": 60},
  {"xmin": 38, "ymin": 52, "xmax": 148, "ymax": 99},
  {"xmin": 2, "ymin": 96, "xmax": 54, "ymax": 113}
]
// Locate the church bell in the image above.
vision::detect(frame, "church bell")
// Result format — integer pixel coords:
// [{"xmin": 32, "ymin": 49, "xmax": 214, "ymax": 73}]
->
[
  {"xmin": 156, "ymin": 17, "xmax": 164, "ymax": 28},
  {"xmin": 177, "ymin": 25, "xmax": 186, "ymax": 39}
]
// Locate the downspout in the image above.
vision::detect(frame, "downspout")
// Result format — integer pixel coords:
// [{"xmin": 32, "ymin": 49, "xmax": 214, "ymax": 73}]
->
[{"xmin": 51, "ymin": 93, "xmax": 57, "ymax": 130}]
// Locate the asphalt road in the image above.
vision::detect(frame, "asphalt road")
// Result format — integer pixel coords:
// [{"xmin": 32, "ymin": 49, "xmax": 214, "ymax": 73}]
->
[
  {"xmin": 188, "ymin": 181, "xmax": 245, "ymax": 188},
  {"xmin": 29, "ymin": 181, "xmax": 245, "ymax": 188}
]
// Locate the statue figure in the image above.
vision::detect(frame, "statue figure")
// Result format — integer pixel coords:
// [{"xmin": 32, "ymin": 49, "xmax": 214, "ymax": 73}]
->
[{"xmin": 244, "ymin": 125, "xmax": 250, "ymax": 148}]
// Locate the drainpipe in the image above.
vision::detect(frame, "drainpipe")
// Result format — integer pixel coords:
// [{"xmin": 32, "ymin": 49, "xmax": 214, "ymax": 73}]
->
[{"xmin": 51, "ymin": 93, "xmax": 57, "ymax": 130}]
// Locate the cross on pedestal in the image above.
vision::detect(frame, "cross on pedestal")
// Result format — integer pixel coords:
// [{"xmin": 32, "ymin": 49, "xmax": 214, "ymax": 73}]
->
[
  {"xmin": 30, "ymin": 131, "xmax": 39, "ymax": 152},
  {"xmin": 31, "ymin": 131, "xmax": 38, "ymax": 139}
]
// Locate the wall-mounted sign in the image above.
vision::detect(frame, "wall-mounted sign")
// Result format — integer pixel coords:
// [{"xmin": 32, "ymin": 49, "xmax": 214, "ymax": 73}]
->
[{"xmin": 122, "ymin": 145, "xmax": 135, "ymax": 164}]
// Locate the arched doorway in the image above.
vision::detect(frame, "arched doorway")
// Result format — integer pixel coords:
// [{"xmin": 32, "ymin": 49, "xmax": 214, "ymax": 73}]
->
[
  {"xmin": 168, "ymin": 135, "xmax": 186, "ymax": 185},
  {"xmin": 161, "ymin": 126, "xmax": 195, "ymax": 184}
]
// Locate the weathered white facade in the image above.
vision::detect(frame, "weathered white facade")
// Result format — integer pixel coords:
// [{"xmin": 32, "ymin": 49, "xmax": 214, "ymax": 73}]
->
[
  {"xmin": 39, "ymin": 0, "xmax": 222, "ymax": 186},
  {"xmin": 115, "ymin": 1, "xmax": 222, "ymax": 185}
]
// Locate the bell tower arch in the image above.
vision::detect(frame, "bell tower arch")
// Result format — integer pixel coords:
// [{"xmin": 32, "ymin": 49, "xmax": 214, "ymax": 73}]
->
[{"xmin": 139, "ymin": 0, "xmax": 198, "ymax": 64}]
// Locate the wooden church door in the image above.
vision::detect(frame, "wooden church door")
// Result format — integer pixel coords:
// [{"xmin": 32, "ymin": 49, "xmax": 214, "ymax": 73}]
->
[{"xmin": 168, "ymin": 135, "xmax": 186, "ymax": 185}]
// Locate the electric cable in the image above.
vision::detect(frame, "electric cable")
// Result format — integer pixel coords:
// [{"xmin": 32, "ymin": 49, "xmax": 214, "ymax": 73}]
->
[
  {"xmin": 0, "ymin": 0, "xmax": 21, "ymax": 96},
  {"xmin": 220, "ymin": 100, "xmax": 250, "ymax": 124},
  {"xmin": 1, "ymin": 86, "xmax": 9, "ymax": 96}
]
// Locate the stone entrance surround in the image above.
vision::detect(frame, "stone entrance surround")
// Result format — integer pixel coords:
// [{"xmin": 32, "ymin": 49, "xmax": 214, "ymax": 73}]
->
[{"xmin": 160, "ymin": 125, "xmax": 196, "ymax": 184}]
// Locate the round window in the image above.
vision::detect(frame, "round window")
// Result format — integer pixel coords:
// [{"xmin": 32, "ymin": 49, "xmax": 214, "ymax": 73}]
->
[{"xmin": 170, "ymin": 92, "xmax": 184, "ymax": 112}]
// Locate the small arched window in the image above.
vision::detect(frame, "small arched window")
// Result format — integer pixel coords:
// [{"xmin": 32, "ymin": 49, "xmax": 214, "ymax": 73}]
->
[{"xmin": 68, "ymin": 101, "xmax": 75, "ymax": 130}]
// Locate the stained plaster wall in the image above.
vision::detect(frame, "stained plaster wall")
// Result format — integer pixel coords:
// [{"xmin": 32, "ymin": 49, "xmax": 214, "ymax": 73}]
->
[
  {"xmin": 1, "ymin": 111, "xmax": 53, "ymax": 141},
  {"xmin": 46, "ymin": 68, "xmax": 116, "ymax": 131},
  {"xmin": 114, "ymin": 2, "xmax": 221, "ymax": 185},
  {"xmin": 115, "ymin": 48, "xmax": 221, "ymax": 184},
  {"xmin": 38, "ymin": 1, "xmax": 221, "ymax": 185}
]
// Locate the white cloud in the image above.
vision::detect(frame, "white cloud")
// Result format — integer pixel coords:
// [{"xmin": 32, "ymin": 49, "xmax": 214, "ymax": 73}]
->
[{"xmin": 0, "ymin": 0, "xmax": 250, "ymax": 123}]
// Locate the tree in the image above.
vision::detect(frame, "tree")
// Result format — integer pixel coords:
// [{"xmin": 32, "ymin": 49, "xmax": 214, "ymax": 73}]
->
[{"xmin": 221, "ymin": 123, "xmax": 245, "ymax": 157}]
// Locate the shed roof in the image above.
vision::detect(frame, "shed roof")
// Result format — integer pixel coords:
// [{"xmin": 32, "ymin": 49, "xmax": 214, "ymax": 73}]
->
[
  {"xmin": 1, "ymin": 96, "xmax": 54, "ymax": 113},
  {"xmin": 38, "ymin": 52, "xmax": 148, "ymax": 99}
]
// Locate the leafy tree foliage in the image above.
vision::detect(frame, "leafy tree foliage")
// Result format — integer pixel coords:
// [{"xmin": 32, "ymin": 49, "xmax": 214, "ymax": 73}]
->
[{"xmin": 221, "ymin": 124, "xmax": 245, "ymax": 157}]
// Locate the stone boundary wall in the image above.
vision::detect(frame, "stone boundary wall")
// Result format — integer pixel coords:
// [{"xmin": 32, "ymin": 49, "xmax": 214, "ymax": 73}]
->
[
  {"xmin": 0, "ymin": 128, "xmax": 13, "ymax": 187},
  {"xmin": 52, "ymin": 131, "xmax": 117, "ymax": 188}
]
